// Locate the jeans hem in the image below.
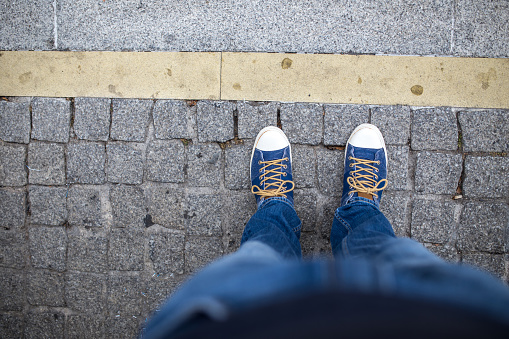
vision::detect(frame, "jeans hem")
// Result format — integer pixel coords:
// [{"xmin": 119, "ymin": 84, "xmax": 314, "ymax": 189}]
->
[{"xmin": 258, "ymin": 196, "xmax": 295, "ymax": 210}]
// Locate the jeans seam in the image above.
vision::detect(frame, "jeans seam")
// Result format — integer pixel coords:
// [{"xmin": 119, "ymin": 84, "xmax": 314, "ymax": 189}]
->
[{"xmin": 334, "ymin": 209, "xmax": 354, "ymax": 233}]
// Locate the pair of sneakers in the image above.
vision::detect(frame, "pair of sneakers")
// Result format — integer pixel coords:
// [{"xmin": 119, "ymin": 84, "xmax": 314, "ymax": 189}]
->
[{"xmin": 250, "ymin": 124, "xmax": 388, "ymax": 208}]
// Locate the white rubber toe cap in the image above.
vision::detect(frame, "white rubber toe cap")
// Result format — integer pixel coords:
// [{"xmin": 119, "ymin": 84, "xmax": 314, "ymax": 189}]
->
[
  {"xmin": 254, "ymin": 126, "xmax": 290, "ymax": 151},
  {"xmin": 347, "ymin": 123, "xmax": 385, "ymax": 149}
]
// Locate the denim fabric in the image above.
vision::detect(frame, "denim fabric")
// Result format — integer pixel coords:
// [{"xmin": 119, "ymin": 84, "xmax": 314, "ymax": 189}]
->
[{"xmin": 143, "ymin": 199, "xmax": 509, "ymax": 338}]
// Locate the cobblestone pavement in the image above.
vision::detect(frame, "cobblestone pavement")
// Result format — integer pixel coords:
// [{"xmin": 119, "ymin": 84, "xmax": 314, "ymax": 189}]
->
[{"xmin": 0, "ymin": 97, "xmax": 508, "ymax": 337}]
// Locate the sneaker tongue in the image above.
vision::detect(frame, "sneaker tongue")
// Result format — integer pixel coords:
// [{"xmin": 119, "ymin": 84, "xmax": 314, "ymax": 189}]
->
[{"xmin": 352, "ymin": 146, "xmax": 382, "ymax": 161}]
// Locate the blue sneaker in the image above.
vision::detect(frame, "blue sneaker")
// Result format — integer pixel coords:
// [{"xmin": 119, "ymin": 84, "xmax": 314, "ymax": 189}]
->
[
  {"xmin": 341, "ymin": 124, "xmax": 388, "ymax": 207},
  {"xmin": 250, "ymin": 126, "xmax": 295, "ymax": 207}
]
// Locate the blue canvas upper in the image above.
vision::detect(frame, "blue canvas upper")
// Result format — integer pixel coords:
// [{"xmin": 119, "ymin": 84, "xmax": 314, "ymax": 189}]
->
[{"xmin": 341, "ymin": 143, "xmax": 387, "ymax": 208}]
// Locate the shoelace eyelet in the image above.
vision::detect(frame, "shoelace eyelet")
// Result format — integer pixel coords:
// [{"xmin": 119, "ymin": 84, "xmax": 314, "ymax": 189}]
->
[{"xmin": 258, "ymin": 160, "xmax": 262, "ymax": 165}]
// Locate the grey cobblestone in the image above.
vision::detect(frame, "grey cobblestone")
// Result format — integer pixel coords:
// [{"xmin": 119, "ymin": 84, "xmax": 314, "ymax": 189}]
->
[
  {"xmin": 28, "ymin": 142, "xmax": 65, "ymax": 185},
  {"xmin": 109, "ymin": 229, "xmax": 144, "ymax": 271},
  {"xmin": 25, "ymin": 311, "xmax": 64, "ymax": 339},
  {"xmin": 0, "ymin": 143, "xmax": 27, "ymax": 186},
  {"xmin": 146, "ymin": 185, "xmax": 185, "ymax": 230},
  {"xmin": 0, "ymin": 188, "xmax": 26, "ymax": 231},
  {"xmin": 28, "ymin": 226, "xmax": 67, "ymax": 271},
  {"xmin": 463, "ymin": 156, "xmax": 509, "ymax": 198},
  {"xmin": 31, "ymin": 98, "xmax": 71, "ymax": 143},
  {"xmin": 0, "ymin": 268, "xmax": 25, "ymax": 311},
  {"xmin": 317, "ymin": 148, "xmax": 345, "ymax": 196},
  {"xmin": 224, "ymin": 191, "xmax": 256, "ymax": 236},
  {"xmin": 225, "ymin": 141, "xmax": 253, "ymax": 190},
  {"xmin": 0, "ymin": 313, "xmax": 24, "ymax": 338},
  {"xmin": 66, "ymin": 315, "xmax": 105, "ymax": 339},
  {"xmin": 0, "ymin": 230, "xmax": 26, "ymax": 268},
  {"xmin": 187, "ymin": 143, "xmax": 222, "ymax": 188},
  {"xmin": 196, "ymin": 101, "xmax": 234, "ymax": 142},
  {"xmin": 237, "ymin": 102, "xmax": 278, "ymax": 139},
  {"xmin": 111, "ymin": 99, "xmax": 151, "ymax": 142},
  {"xmin": 186, "ymin": 194, "xmax": 223, "ymax": 236},
  {"xmin": 29, "ymin": 186, "xmax": 67, "ymax": 226},
  {"xmin": 65, "ymin": 272, "xmax": 106, "ymax": 313},
  {"xmin": 27, "ymin": 269, "xmax": 65, "ymax": 306},
  {"xmin": 292, "ymin": 144, "xmax": 316, "ymax": 188},
  {"xmin": 146, "ymin": 140, "xmax": 185, "ymax": 183},
  {"xmin": 462, "ymin": 253, "xmax": 506, "ymax": 279},
  {"xmin": 458, "ymin": 201, "xmax": 508, "ymax": 253},
  {"xmin": 411, "ymin": 108, "xmax": 458, "ymax": 151},
  {"xmin": 0, "ymin": 101, "xmax": 30, "ymax": 144},
  {"xmin": 281, "ymin": 103, "xmax": 323, "ymax": 145},
  {"xmin": 67, "ymin": 186, "xmax": 104, "ymax": 227},
  {"xmin": 424, "ymin": 243, "xmax": 459, "ymax": 263},
  {"xmin": 108, "ymin": 274, "xmax": 143, "ymax": 316},
  {"xmin": 294, "ymin": 189, "xmax": 317, "ymax": 232},
  {"xmin": 415, "ymin": 152, "xmax": 462, "ymax": 195},
  {"xmin": 318, "ymin": 196, "xmax": 340, "ymax": 242},
  {"xmin": 371, "ymin": 106, "xmax": 411, "ymax": 145},
  {"xmin": 107, "ymin": 142, "xmax": 144, "ymax": 184},
  {"xmin": 67, "ymin": 142, "xmax": 106, "ymax": 184},
  {"xmin": 67, "ymin": 228, "xmax": 108, "ymax": 273},
  {"xmin": 74, "ymin": 98, "xmax": 110, "ymax": 141},
  {"xmin": 459, "ymin": 110, "xmax": 509, "ymax": 152},
  {"xmin": 149, "ymin": 229, "xmax": 185, "ymax": 275},
  {"xmin": 324, "ymin": 105, "xmax": 369, "ymax": 146},
  {"xmin": 411, "ymin": 198, "xmax": 456, "ymax": 244},
  {"xmin": 106, "ymin": 316, "xmax": 140, "ymax": 339},
  {"xmin": 143, "ymin": 274, "xmax": 187, "ymax": 314},
  {"xmin": 153, "ymin": 100, "xmax": 193, "ymax": 140},
  {"xmin": 111, "ymin": 185, "xmax": 145, "ymax": 228},
  {"xmin": 386, "ymin": 145, "xmax": 409, "ymax": 191},
  {"xmin": 185, "ymin": 236, "xmax": 223, "ymax": 273},
  {"xmin": 380, "ymin": 191, "xmax": 410, "ymax": 237}
]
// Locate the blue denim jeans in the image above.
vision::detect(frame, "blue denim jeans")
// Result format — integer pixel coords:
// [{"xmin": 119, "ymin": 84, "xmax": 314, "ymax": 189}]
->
[{"xmin": 143, "ymin": 198, "xmax": 509, "ymax": 338}]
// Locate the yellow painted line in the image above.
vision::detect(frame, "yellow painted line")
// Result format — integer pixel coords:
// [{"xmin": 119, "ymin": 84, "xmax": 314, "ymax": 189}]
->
[
  {"xmin": 1, "ymin": 51, "xmax": 508, "ymax": 108},
  {"xmin": 221, "ymin": 52, "xmax": 509, "ymax": 109},
  {"xmin": 0, "ymin": 51, "xmax": 221, "ymax": 100}
]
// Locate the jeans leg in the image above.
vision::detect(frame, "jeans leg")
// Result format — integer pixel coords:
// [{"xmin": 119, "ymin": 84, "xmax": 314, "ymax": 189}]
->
[{"xmin": 241, "ymin": 198, "xmax": 302, "ymax": 260}]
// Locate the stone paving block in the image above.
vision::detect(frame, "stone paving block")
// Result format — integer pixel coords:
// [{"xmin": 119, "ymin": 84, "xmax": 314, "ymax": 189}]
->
[
  {"xmin": 237, "ymin": 102, "xmax": 278, "ymax": 139},
  {"xmin": 225, "ymin": 141, "xmax": 253, "ymax": 190},
  {"xmin": 186, "ymin": 194, "xmax": 223, "ymax": 236},
  {"xmin": 29, "ymin": 186, "xmax": 67, "ymax": 226},
  {"xmin": 324, "ymin": 105, "xmax": 369, "ymax": 146},
  {"xmin": 453, "ymin": 0, "xmax": 509, "ymax": 57},
  {"xmin": 108, "ymin": 274, "xmax": 143, "ymax": 316},
  {"xmin": 146, "ymin": 140, "xmax": 185, "ymax": 183},
  {"xmin": 187, "ymin": 143, "xmax": 222, "ymax": 188},
  {"xmin": 281, "ymin": 103, "xmax": 323, "ymax": 145},
  {"xmin": 0, "ymin": 0, "xmax": 54, "ymax": 50},
  {"xmin": 318, "ymin": 196, "xmax": 340, "ymax": 242},
  {"xmin": 146, "ymin": 185, "xmax": 185, "ymax": 230},
  {"xmin": 380, "ymin": 191, "xmax": 410, "ymax": 238},
  {"xmin": 107, "ymin": 142, "xmax": 144, "ymax": 184},
  {"xmin": 0, "ymin": 101, "xmax": 30, "ymax": 143},
  {"xmin": 149, "ymin": 229, "xmax": 185, "ymax": 275},
  {"xmin": 462, "ymin": 253, "xmax": 506, "ymax": 279},
  {"xmin": 386, "ymin": 145, "xmax": 409, "ymax": 191},
  {"xmin": 153, "ymin": 100, "xmax": 193, "ymax": 140},
  {"xmin": 0, "ymin": 230, "xmax": 26, "ymax": 268},
  {"xmin": 423, "ymin": 243, "xmax": 459, "ymax": 263},
  {"xmin": 27, "ymin": 142, "xmax": 65, "ymax": 185},
  {"xmin": 185, "ymin": 236, "xmax": 224, "ymax": 273},
  {"xmin": 463, "ymin": 156, "xmax": 509, "ymax": 198},
  {"xmin": 411, "ymin": 108, "xmax": 458, "ymax": 151},
  {"xmin": 68, "ymin": 186, "xmax": 104, "ymax": 227},
  {"xmin": 66, "ymin": 315, "xmax": 105, "ymax": 339},
  {"xmin": 143, "ymin": 274, "xmax": 187, "ymax": 314},
  {"xmin": 105, "ymin": 316, "xmax": 140, "ymax": 339},
  {"xmin": 28, "ymin": 226, "xmax": 67, "ymax": 271},
  {"xmin": 197, "ymin": 101, "xmax": 235, "ymax": 142},
  {"xmin": 371, "ymin": 106, "xmax": 411, "ymax": 145},
  {"xmin": 292, "ymin": 144, "xmax": 316, "ymax": 188},
  {"xmin": 224, "ymin": 232, "xmax": 243, "ymax": 255},
  {"xmin": 111, "ymin": 185, "xmax": 145, "ymax": 228},
  {"xmin": 0, "ymin": 188, "xmax": 25, "ymax": 230},
  {"xmin": 109, "ymin": 229, "xmax": 145, "ymax": 271},
  {"xmin": 111, "ymin": 99, "xmax": 151, "ymax": 142},
  {"xmin": 25, "ymin": 311, "xmax": 64, "ymax": 339},
  {"xmin": 65, "ymin": 272, "xmax": 106, "ymax": 313},
  {"xmin": 415, "ymin": 152, "xmax": 462, "ymax": 195},
  {"xmin": 31, "ymin": 98, "xmax": 71, "ymax": 143},
  {"xmin": 224, "ymin": 191, "xmax": 256, "ymax": 235},
  {"xmin": 300, "ymin": 232, "xmax": 318, "ymax": 257},
  {"xmin": 411, "ymin": 198, "xmax": 456, "ymax": 244},
  {"xmin": 67, "ymin": 228, "xmax": 108, "ymax": 273},
  {"xmin": 458, "ymin": 201, "xmax": 508, "ymax": 253},
  {"xmin": 459, "ymin": 110, "xmax": 509, "ymax": 152},
  {"xmin": 67, "ymin": 142, "xmax": 106, "ymax": 184},
  {"xmin": 0, "ymin": 313, "xmax": 24, "ymax": 339},
  {"xmin": 317, "ymin": 148, "xmax": 345, "ymax": 196},
  {"xmin": 0, "ymin": 268, "xmax": 24, "ymax": 311},
  {"xmin": 74, "ymin": 98, "xmax": 110, "ymax": 141},
  {"xmin": 0, "ymin": 143, "xmax": 27, "ymax": 186},
  {"xmin": 27, "ymin": 269, "xmax": 65, "ymax": 306},
  {"xmin": 294, "ymin": 189, "xmax": 317, "ymax": 232}
]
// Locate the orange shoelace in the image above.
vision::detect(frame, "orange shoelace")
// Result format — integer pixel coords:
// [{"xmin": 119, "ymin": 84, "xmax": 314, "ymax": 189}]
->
[
  {"xmin": 251, "ymin": 157, "xmax": 295, "ymax": 199},
  {"xmin": 347, "ymin": 156, "xmax": 388, "ymax": 198}
]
